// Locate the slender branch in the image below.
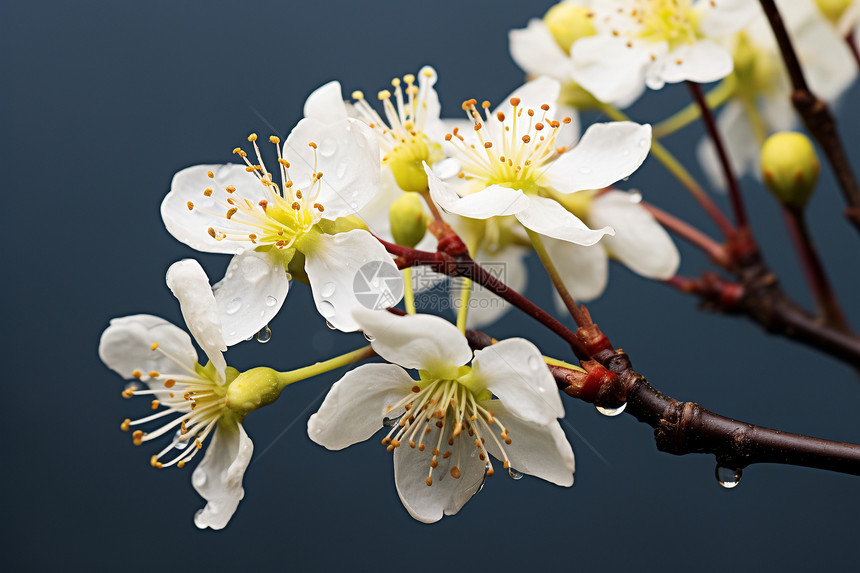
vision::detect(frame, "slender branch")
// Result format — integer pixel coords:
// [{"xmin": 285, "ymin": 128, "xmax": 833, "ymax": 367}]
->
[
  {"xmin": 380, "ymin": 237, "xmax": 589, "ymax": 361},
  {"xmin": 688, "ymin": 81, "xmax": 748, "ymax": 230},
  {"xmin": 783, "ymin": 208, "xmax": 851, "ymax": 331},
  {"xmin": 465, "ymin": 329, "xmax": 860, "ymax": 477},
  {"xmin": 758, "ymin": 0, "xmax": 860, "ymax": 232},
  {"xmin": 642, "ymin": 202, "xmax": 730, "ymax": 267}
]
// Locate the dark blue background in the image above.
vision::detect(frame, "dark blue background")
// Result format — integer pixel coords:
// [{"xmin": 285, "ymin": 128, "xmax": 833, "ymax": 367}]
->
[{"xmin": 3, "ymin": 1, "xmax": 858, "ymax": 571}]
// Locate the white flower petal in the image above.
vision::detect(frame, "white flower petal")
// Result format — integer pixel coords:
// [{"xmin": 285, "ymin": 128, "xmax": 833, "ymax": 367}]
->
[
  {"xmin": 542, "ymin": 122, "xmax": 652, "ymax": 194},
  {"xmin": 458, "ymin": 245, "xmax": 529, "ymax": 329},
  {"xmin": 352, "ymin": 308, "xmax": 472, "ymax": 377},
  {"xmin": 471, "ymin": 338, "xmax": 563, "ymax": 424},
  {"xmin": 307, "ymin": 363, "xmax": 417, "ymax": 450},
  {"xmin": 304, "ymin": 230, "xmax": 403, "ymax": 332},
  {"xmin": 515, "ymin": 195, "xmax": 612, "ymax": 246},
  {"xmin": 166, "ymin": 259, "xmax": 227, "ymax": 383},
  {"xmin": 543, "ymin": 237, "xmax": 608, "ymax": 303},
  {"xmin": 570, "ymin": 35, "xmax": 653, "ymax": 106},
  {"xmin": 212, "ymin": 249, "xmax": 289, "ymax": 346},
  {"xmin": 284, "ymin": 117, "xmax": 380, "ymax": 219},
  {"xmin": 393, "ymin": 427, "xmax": 485, "ymax": 523},
  {"xmin": 480, "ymin": 400, "xmax": 574, "ymax": 486},
  {"xmin": 509, "ymin": 19, "xmax": 574, "ymax": 79},
  {"xmin": 99, "ymin": 315, "xmax": 198, "ymax": 381},
  {"xmin": 161, "ymin": 164, "xmax": 266, "ymax": 254},
  {"xmin": 655, "ymin": 41, "xmax": 734, "ymax": 86},
  {"xmin": 303, "ymin": 80, "xmax": 349, "ymax": 123},
  {"xmin": 795, "ymin": 16, "xmax": 856, "ymax": 102},
  {"xmin": 590, "ymin": 191, "xmax": 680, "ymax": 279},
  {"xmin": 699, "ymin": 0, "xmax": 760, "ymax": 38},
  {"xmin": 192, "ymin": 421, "xmax": 254, "ymax": 530},
  {"xmin": 426, "ymin": 165, "xmax": 530, "ymax": 219}
]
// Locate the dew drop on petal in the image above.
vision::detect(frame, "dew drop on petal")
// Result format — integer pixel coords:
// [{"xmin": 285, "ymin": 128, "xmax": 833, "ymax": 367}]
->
[
  {"xmin": 363, "ymin": 332, "xmax": 375, "ymax": 342},
  {"xmin": 325, "ymin": 320, "xmax": 336, "ymax": 330},
  {"xmin": 319, "ymin": 137, "xmax": 337, "ymax": 157},
  {"xmin": 527, "ymin": 354, "xmax": 542, "ymax": 371},
  {"xmin": 508, "ymin": 467, "xmax": 524, "ymax": 480},
  {"xmin": 255, "ymin": 325, "xmax": 272, "ymax": 343},
  {"xmin": 321, "ymin": 282, "xmax": 337, "ymax": 297},
  {"xmin": 595, "ymin": 402, "xmax": 627, "ymax": 417},
  {"xmin": 639, "ymin": 138, "xmax": 650, "ymax": 148},
  {"xmin": 715, "ymin": 465, "xmax": 742, "ymax": 489},
  {"xmin": 226, "ymin": 297, "xmax": 243, "ymax": 315},
  {"xmin": 319, "ymin": 300, "xmax": 336, "ymax": 318},
  {"xmin": 265, "ymin": 296, "xmax": 277, "ymax": 307}
]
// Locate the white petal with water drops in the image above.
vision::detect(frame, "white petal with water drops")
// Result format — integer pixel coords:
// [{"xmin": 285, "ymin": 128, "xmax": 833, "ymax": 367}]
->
[
  {"xmin": 212, "ymin": 249, "xmax": 289, "ymax": 346},
  {"xmin": 193, "ymin": 422, "xmax": 254, "ymax": 530}
]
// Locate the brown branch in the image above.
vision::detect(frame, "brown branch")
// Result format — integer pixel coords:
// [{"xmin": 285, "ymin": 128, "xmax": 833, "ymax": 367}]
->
[
  {"xmin": 466, "ymin": 329, "xmax": 860, "ymax": 477},
  {"xmin": 642, "ymin": 202, "xmax": 730, "ymax": 267},
  {"xmin": 759, "ymin": 0, "xmax": 860, "ymax": 232}
]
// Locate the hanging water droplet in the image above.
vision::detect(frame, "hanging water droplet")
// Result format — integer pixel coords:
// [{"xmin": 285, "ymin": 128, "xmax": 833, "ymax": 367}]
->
[
  {"xmin": 321, "ymin": 282, "xmax": 337, "ymax": 297},
  {"xmin": 173, "ymin": 430, "xmax": 189, "ymax": 450},
  {"xmin": 363, "ymin": 332, "xmax": 375, "ymax": 342},
  {"xmin": 595, "ymin": 402, "xmax": 627, "ymax": 417},
  {"xmin": 255, "ymin": 325, "xmax": 272, "ymax": 343},
  {"xmin": 715, "ymin": 465, "xmax": 742, "ymax": 489},
  {"xmin": 508, "ymin": 467, "xmax": 524, "ymax": 480},
  {"xmin": 265, "ymin": 296, "xmax": 277, "ymax": 307},
  {"xmin": 325, "ymin": 320, "xmax": 336, "ymax": 330},
  {"xmin": 225, "ymin": 297, "xmax": 242, "ymax": 315},
  {"xmin": 284, "ymin": 272, "xmax": 292, "ymax": 281}
]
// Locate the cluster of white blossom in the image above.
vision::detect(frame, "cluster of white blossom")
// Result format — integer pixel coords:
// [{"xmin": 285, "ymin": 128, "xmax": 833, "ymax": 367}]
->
[{"xmin": 99, "ymin": 0, "xmax": 858, "ymax": 529}]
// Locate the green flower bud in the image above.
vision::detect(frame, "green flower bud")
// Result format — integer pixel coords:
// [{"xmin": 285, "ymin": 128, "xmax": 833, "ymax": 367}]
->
[
  {"xmin": 760, "ymin": 132, "xmax": 820, "ymax": 211},
  {"xmin": 815, "ymin": 0, "xmax": 852, "ymax": 24},
  {"xmin": 384, "ymin": 135, "xmax": 443, "ymax": 192},
  {"xmin": 543, "ymin": 2, "xmax": 596, "ymax": 53},
  {"xmin": 226, "ymin": 367, "xmax": 283, "ymax": 415},
  {"xmin": 389, "ymin": 193, "xmax": 429, "ymax": 248}
]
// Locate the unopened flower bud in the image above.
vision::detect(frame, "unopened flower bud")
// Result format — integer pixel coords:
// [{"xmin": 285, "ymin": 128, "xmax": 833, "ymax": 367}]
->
[
  {"xmin": 385, "ymin": 136, "xmax": 442, "ymax": 192},
  {"xmin": 226, "ymin": 367, "xmax": 283, "ymax": 415},
  {"xmin": 760, "ymin": 132, "xmax": 820, "ymax": 211},
  {"xmin": 389, "ymin": 193, "xmax": 429, "ymax": 248},
  {"xmin": 543, "ymin": 1, "xmax": 596, "ymax": 53},
  {"xmin": 815, "ymin": 0, "xmax": 853, "ymax": 24}
]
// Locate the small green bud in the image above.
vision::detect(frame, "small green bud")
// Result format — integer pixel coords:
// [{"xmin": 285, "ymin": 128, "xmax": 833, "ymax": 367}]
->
[
  {"xmin": 384, "ymin": 135, "xmax": 442, "ymax": 192},
  {"xmin": 389, "ymin": 193, "xmax": 429, "ymax": 248},
  {"xmin": 543, "ymin": 1, "xmax": 596, "ymax": 53},
  {"xmin": 226, "ymin": 367, "xmax": 283, "ymax": 415},
  {"xmin": 815, "ymin": 0, "xmax": 852, "ymax": 24},
  {"xmin": 760, "ymin": 131, "xmax": 820, "ymax": 211}
]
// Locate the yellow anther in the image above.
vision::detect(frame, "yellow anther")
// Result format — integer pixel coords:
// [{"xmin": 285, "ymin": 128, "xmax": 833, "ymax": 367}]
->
[
  {"xmin": 308, "ymin": 141, "xmax": 317, "ymax": 149},
  {"xmin": 425, "ymin": 477, "xmax": 433, "ymax": 486},
  {"xmin": 352, "ymin": 90, "xmax": 364, "ymax": 100},
  {"xmin": 150, "ymin": 342, "xmax": 159, "ymax": 351},
  {"xmin": 225, "ymin": 185, "xmax": 236, "ymax": 193},
  {"xmin": 404, "ymin": 73, "xmax": 415, "ymax": 83},
  {"xmin": 269, "ymin": 135, "xmax": 280, "ymax": 144},
  {"xmin": 226, "ymin": 207, "xmax": 238, "ymax": 219},
  {"xmin": 148, "ymin": 370, "xmax": 159, "ymax": 378},
  {"xmin": 378, "ymin": 89, "xmax": 391, "ymax": 100},
  {"xmin": 278, "ymin": 158, "xmax": 290, "ymax": 167},
  {"xmin": 203, "ymin": 188, "xmax": 213, "ymax": 197},
  {"xmin": 450, "ymin": 466, "xmax": 461, "ymax": 479},
  {"xmin": 247, "ymin": 133, "xmax": 258, "ymax": 142},
  {"xmin": 132, "ymin": 370, "xmax": 142, "ymax": 379},
  {"xmin": 132, "ymin": 430, "xmax": 144, "ymax": 446},
  {"xmin": 151, "ymin": 400, "xmax": 159, "ymax": 410},
  {"xmin": 207, "ymin": 171, "xmax": 214, "ymax": 178},
  {"xmin": 186, "ymin": 201, "xmax": 194, "ymax": 211},
  {"xmin": 177, "ymin": 460, "xmax": 186, "ymax": 468},
  {"xmin": 122, "ymin": 388, "xmax": 135, "ymax": 398},
  {"xmin": 120, "ymin": 419, "xmax": 131, "ymax": 432},
  {"xmin": 291, "ymin": 201, "xmax": 301, "ymax": 210},
  {"xmin": 540, "ymin": 103, "xmax": 550, "ymax": 111},
  {"xmin": 391, "ymin": 78, "xmax": 401, "ymax": 87},
  {"xmin": 510, "ymin": 97, "xmax": 520, "ymax": 106},
  {"xmin": 164, "ymin": 379, "xmax": 176, "ymax": 388},
  {"xmin": 482, "ymin": 100, "xmax": 491, "ymax": 109},
  {"xmin": 208, "ymin": 227, "xmax": 217, "ymax": 238}
]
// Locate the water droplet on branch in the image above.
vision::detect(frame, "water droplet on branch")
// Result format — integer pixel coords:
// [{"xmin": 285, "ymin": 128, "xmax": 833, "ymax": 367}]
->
[
  {"xmin": 715, "ymin": 465, "xmax": 742, "ymax": 489},
  {"xmin": 595, "ymin": 403, "xmax": 627, "ymax": 417}
]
